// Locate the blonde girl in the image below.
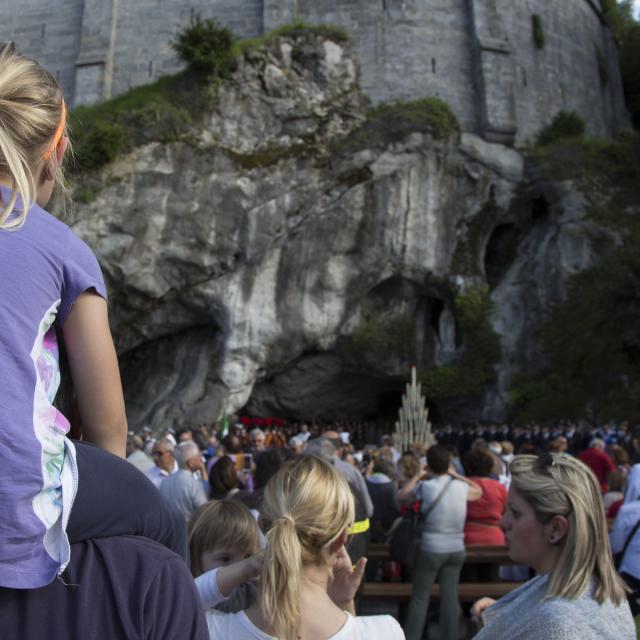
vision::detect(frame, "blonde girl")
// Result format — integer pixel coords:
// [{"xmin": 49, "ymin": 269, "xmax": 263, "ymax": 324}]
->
[
  {"xmin": 200, "ymin": 455, "xmax": 405, "ymax": 639},
  {"xmin": 0, "ymin": 43, "xmax": 184, "ymax": 589}
]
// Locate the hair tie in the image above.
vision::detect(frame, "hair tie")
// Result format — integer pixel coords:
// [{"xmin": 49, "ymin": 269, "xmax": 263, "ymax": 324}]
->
[
  {"xmin": 42, "ymin": 99, "xmax": 66, "ymax": 162},
  {"xmin": 277, "ymin": 515, "xmax": 295, "ymax": 527}
]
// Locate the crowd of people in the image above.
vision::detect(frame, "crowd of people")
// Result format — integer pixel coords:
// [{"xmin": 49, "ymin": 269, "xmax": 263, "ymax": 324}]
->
[
  {"xmin": 1, "ymin": 42, "xmax": 640, "ymax": 640},
  {"xmin": 119, "ymin": 415, "xmax": 640, "ymax": 639}
]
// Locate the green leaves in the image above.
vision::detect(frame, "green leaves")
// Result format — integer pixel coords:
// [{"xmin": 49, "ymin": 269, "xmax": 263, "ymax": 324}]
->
[
  {"xmin": 511, "ymin": 133, "xmax": 640, "ymax": 422},
  {"xmin": 537, "ymin": 111, "xmax": 585, "ymax": 147},
  {"xmin": 171, "ymin": 15, "xmax": 235, "ymax": 76}
]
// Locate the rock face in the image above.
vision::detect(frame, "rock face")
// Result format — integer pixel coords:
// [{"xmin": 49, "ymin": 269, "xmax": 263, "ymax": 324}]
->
[{"xmin": 66, "ymin": 34, "xmax": 608, "ymax": 430}]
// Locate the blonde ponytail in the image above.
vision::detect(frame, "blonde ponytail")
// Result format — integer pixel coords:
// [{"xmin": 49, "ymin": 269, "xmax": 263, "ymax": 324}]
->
[
  {"xmin": 259, "ymin": 456, "xmax": 355, "ymax": 640},
  {"xmin": 0, "ymin": 43, "xmax": 68, "ymax": 229},
  {"xmin": 261, "ymin": 517, "xmax": 303, "ymax": 640}
]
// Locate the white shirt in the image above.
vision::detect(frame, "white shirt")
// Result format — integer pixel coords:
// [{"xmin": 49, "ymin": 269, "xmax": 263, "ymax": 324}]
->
[
  {"xmin": 206, "ymin": 610, "xmax": 404, "ymax": 639},
  {"xmin": 145, "ymin": 460, "xmax": 179, "ymax": 488},
  {"xmin": 414, "ymin": 476, "xmax": 468, "ymax": 554},
  {"xmin": 610, "ymin": 500, "xmax": 640, "ymax": 580},
  {"xmin": 200, "ymin": 568, "xmax": 404, "ymax": 639}
]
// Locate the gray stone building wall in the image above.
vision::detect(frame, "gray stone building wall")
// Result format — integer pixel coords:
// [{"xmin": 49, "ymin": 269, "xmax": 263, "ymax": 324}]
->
[
  {"xmin": 0, "ymin": 0, "xmax": 630, "ymax": 145},
  {"xmin": 1, "ymin": 0, "xmax": 84, "ymax": 106},
  {"xmin": 108, "ymin": 0, "xmax": 263, "ymax": 99},
  {"xmin": 502, "ymin": 0, "xmax": 628, "ymax": 143},
  {"xmin": 265, "ymin": 0, "xmax": 478, "ymax": 133}
]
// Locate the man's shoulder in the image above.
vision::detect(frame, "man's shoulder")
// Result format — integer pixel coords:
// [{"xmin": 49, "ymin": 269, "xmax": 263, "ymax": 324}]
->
[
  {"xmin": 0, "ymin": 536, "xmax": 205, "ymax": 640},
  {"xmin": 83, "ymin": 535, "xmax": 182, "ymax": 565}
]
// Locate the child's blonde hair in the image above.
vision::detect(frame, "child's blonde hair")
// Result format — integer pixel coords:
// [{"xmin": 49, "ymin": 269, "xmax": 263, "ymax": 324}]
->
[
  {"xmin": 0, "ymin": 43, "xmax": 68, "ymax": 229},
  {"xmin": 259, "ymin": 455, "xmax": 354, "ymax": 640},
  {"xmin": 187, "ymin": 500, "xmax": 260, "ymax": 577}
]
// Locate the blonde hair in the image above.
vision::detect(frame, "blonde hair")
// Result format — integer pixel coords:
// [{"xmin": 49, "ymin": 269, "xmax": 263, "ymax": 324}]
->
[
  {"xmin": 259, "ymin": 455, "xmax": 354, "ymax": 640},
  {"xmin": 0, "ymin": 43, "xmax": 68, "ymax": 229},
  {"xmin": 187, "ymin": 500, "xmax": 261, "ymax": 578},
  {"xmin": 510, "ymin": 454, "xmax": 626, "ymax": 605}
]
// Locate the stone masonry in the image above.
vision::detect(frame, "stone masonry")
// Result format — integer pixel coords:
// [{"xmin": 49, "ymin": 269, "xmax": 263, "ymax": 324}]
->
[{"xmin": 0, "ymin": 0, "xmax": 629, "ymax": 144}]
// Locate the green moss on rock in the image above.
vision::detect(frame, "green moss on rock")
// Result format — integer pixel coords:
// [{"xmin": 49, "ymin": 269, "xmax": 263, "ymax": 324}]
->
[
  {"xmin": 69, "ymin": 70, "xmax": 211, "ymax": 174},
  {"xmin": 369, "ymin": 98, "xmax": 459, "ymax": 140},
  {"xmin": 332, "ymin": 98, "xmax": 459, "ymax": 157},
  {"xmin": 232, "ymin": 22, "xmax": 348, "ymax": 57},
  {"xmin": 348, "ymin": 311, "xmax": 415, "ymax": 360},
  {"xmin": 536, "ymin": 111, "xmax": 585, "ymax": 147}
]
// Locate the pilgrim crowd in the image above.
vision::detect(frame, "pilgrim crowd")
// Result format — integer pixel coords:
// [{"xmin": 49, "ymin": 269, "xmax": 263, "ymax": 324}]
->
[{"xmin": 107, "ymin": 416, "xmax": 640, "ymax": 639}]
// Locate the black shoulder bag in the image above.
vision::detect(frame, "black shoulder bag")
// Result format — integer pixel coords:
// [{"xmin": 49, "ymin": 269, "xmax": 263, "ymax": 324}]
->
[{"xmin": 389, "ymin": 478, "xmax": 452, "ymax": 568}]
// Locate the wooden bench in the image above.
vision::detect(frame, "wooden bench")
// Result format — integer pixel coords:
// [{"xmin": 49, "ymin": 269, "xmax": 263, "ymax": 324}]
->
[
  {"xmin": 366, "ymin": 543, "xmax": 516, "ymax": 565},
  {"xmin": 362, "ymin": 544, "xmax": 522, "ymax": 606},
  {"xmin": 362, "ymin": 580, "xmax": 522, "ymax": 602}
]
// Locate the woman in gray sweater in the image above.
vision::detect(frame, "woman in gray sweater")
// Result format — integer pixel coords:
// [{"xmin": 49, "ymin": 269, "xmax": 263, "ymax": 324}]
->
[{"xmin": 471, "ymin": 453, "xmax": 635, "ymax": 640}]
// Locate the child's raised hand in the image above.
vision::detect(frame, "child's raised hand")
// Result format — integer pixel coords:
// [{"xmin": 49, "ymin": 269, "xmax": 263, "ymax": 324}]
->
[{"xmin": 243, "ymin": 551, "xmax": 263, "ymax": 581}]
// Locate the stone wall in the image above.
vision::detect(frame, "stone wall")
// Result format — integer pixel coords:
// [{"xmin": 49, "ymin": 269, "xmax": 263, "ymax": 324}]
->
[
  {"xmin": 265, "ymin": 0, "xmax": 479, "ymax": 133},
  {"xmin": 0, "ymin": 0, "xmax": 630, "ymax": 144},
  {"xmin": 2, "ymin": 0, "xmax": 84, "ymax": 106},
  {"xmin": 501, "ymin": 0, "xmax": 629, "ymax": 143},
  {"xmin": 107, "ymin": 0, "xmax": 263, "ymax": 100}
]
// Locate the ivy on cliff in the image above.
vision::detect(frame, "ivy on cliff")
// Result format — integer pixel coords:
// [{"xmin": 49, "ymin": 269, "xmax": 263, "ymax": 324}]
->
[
  {"xmin": 418, "ymin": 286, "xmax": 501, "ymax": 399},
  {"xmin": 510, "ymin": 133, "xmax": 640, "ymax": 422}
]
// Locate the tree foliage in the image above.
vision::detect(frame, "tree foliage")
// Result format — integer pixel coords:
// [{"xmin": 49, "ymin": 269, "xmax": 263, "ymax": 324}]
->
[
  {"xmin": 537, "ymin": 111, "xmax": 585, "ymax": 146},
  {"xmin": 510, "ymin": 133, "xmax": 640, "ymax": 422},
  {"xmin": 171, "ymin": 15, "xmax": 235, "ymax": 76}
]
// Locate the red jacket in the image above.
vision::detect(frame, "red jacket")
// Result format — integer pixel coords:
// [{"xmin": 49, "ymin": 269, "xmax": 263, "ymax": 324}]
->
[{"xmin": 578, "ymin": 448, "xmax": 616, "ymax": 492}]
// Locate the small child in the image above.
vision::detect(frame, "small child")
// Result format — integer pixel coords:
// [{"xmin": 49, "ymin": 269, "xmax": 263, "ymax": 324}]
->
[
  {"xmin": 189, "ymin": 500, "xmax": 261, "ymax": 614},
  {"xmin": 0, "ymin": 43, "xmax": 186, "ymax": 590}
]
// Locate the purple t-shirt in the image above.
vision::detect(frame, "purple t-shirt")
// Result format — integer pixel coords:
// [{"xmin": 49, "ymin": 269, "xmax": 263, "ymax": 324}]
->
[{"xmin": 0, "ymin": 187, "xmax": 106, "ymax": 588}]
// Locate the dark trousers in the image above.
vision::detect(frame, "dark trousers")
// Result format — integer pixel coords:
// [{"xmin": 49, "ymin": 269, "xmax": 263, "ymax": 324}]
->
[
  {"xmin": 66, "ymin": 441, "xmax": 188, "ymax": 561},
  {"xmin": 404, "ymin": 549, "xmax": 465, "ymax": 640}
]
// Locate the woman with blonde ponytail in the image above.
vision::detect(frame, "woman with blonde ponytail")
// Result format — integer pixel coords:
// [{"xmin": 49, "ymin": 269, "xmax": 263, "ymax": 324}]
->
[
  {"xmin": 201, "ymin": 455, "xmax": 405, "ymax": 639},
  {"xmin": 471, "ymin": 453, "xmax": 635, "ymax": 639},
  {"xmin": 0, "ymin": 43, "xmax": 187, "ymax": 590}
]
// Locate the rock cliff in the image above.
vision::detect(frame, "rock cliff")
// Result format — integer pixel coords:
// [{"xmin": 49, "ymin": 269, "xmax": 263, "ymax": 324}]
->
[{"xmin": 65, "ymin": 33, "xmax": 610, "ymax": 429}]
